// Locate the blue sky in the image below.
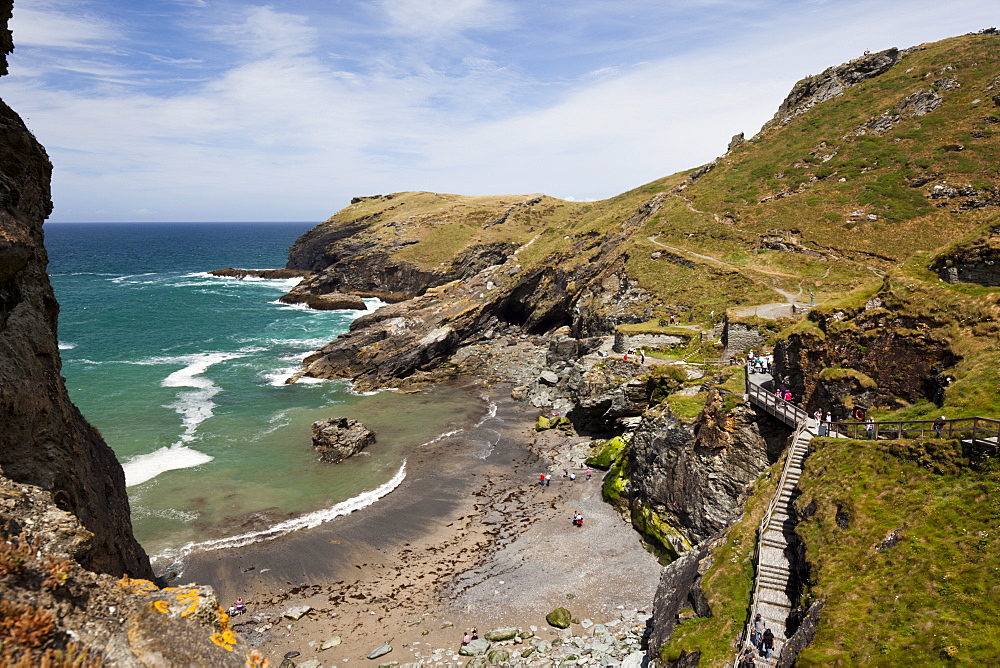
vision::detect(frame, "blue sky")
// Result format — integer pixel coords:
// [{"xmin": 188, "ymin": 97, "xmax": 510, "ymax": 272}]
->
[{"xmin": 5, "ymin": 1, "xmax": 997, "ymax": 222}]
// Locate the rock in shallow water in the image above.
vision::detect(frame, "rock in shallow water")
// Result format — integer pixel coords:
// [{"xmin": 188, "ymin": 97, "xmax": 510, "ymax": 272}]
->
[{"xmin": 312, "ymin": 417, "xmax": 376, "ymax": 463}]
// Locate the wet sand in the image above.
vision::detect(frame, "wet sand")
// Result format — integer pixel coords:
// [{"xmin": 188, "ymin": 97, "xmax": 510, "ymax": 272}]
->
[{"xmin": 178, "ymin": 383, "xmax": 663, "ymax": 665}]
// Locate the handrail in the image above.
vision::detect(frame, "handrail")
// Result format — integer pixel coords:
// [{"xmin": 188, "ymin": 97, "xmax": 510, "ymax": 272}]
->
[
  {"xmin": 744, "ymin": 368, "xmax": 808, "ymax": 428},
  {"xmin": 739, "ymin": 416, "xmax": 810, "ymax": 656},
  {"xmin": 830, "ymin": 415, "xmax": 1000, "ymax": 443}
]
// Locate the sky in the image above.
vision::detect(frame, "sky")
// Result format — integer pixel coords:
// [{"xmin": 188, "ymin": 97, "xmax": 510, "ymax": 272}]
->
[{"xmin": 4, "ymin": 1, "xmax": 998, "ymax": 222}]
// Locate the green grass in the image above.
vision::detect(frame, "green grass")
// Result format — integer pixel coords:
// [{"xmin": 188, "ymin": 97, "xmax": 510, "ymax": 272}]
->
[
  {"xmin": 794, "ymin": 437, "xmax": 1000, "ymax": 664},
  {"xmin": 659, "ymin": 462, "xmax": 781, "ymax": 665}
]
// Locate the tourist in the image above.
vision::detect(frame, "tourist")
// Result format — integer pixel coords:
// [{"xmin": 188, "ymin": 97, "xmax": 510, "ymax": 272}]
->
[
  {"xmin": 471, "ymin": 628, "xmax": 478, "ymax": 641},
  {"xmin": 933, "ymin": 416, "xmax": 946, "ymax": 438},
  {"xmin": 761, "ymin": 628, "xmax": 774, "ymax": 659},
  {"xmin": 865, "ymin": 417, "xmax": 875, "ymax": 439},
  {"xmin": 235, "ymin": 598, "xmax": 245, "ymax": 615},
  {"xmin": 462, "ymin": 632, "xmax": 471, "ymax": 646},
  {"xmin": 586, "ymin": 468, "xmax": 592, "ymax": 481},
  {"xmin": 545, "ymin": 473, "xmax": 552, "ymax": 487},
  {"xmin": 539, "ymin": 473, "xmax": 546, "ymax": 488},
  {"xmin": 783, "ymin": 389, "xmax": 793, "ymax": 402},
  {"xmin": 640, "ymin": 350, "xmax": 646, "ymax": 364},
  {"xmin": 739, "ymin": 648, "xmax": 756, "ymax": 667},
  {"xmin": 751, "ymin": 613, "xmax": 765, "ymax": 646},
  {"xmin": 813, "ymin": 409, "xmax": 822, "ymax": 431},
  {"xmin": 569, "ymin": 472, "xmax": 576, "ymax": 482}
]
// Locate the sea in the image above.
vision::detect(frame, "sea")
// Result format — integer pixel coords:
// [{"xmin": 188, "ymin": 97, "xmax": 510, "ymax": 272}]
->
[{"xmin": 45, "ymin": 222, "xmax": 488, "ymax": 572}]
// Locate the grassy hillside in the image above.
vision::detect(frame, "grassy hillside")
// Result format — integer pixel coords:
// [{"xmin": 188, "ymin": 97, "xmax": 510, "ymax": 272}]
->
[
  {"xmin": 794, "ymin": 437, "xmax": 1000, "ymax": 664},
  {"xmin": 306, "ymin": 33, "xmax": 1000, "ymax": 327}
]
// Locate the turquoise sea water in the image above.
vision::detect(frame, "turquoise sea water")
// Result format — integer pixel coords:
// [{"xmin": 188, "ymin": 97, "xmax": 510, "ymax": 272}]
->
[{"xmin": 46, "ymin": 222, "xmax": 485, "ymax": 569}]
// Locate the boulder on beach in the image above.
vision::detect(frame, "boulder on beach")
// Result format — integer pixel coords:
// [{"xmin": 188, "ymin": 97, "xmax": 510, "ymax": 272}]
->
[
  {"xmin": 282, "ymin": 605, "xmax": 312, "ymax": 620},
  {"xmin": 484, "ymin": 627, "xmax": 520, "ymax": 642},
  {"xmin": 305, "ymin": 292, "xmax": 367, "ymax": 311},
  {"xmin": 367, "ymin": 644, "xmax": 392, "ymax": 660},
  {"xmin": 312, "ymin": 417, "xmax": 376, "ymax": 463},
  {"xmin": 459, "ymin": 639, "xmax": 491, "ymax": 656},
  {"xmin": 486, "ymin": 648, "xmax": 510, "ymax": 665},
  {"xmin": 546, "ymin": 607, "xmax": 572, "ymax": 629}
]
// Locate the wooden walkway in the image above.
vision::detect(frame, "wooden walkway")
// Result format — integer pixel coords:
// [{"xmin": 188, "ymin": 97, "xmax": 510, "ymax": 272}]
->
[{"xmin": 737, "ymin": 372, "xmax": 1000, "ymax": 665}]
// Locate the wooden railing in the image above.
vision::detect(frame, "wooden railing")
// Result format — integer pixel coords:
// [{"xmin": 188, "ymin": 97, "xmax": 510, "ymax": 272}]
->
[
  {"xmin": 745, "ymin": 371, "xmax": 808, "ymax": 428},
  {"xmin": 831, "ymin": 416, "xmax": 1000, "ymax": 443}
]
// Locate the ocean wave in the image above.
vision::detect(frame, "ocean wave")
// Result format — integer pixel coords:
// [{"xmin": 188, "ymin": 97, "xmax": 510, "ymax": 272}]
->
[
  {"xmin": 131, "ymin": 505, "xmax": 200, "ymax": 523},
  {"xmin": 123, "ymin": 444, "xmax": 214, "ymax": 487},
  {"xmin": 194, "ymin": 272, "xmax": 303, "ymax": 291},
  {"xmin": 161, "ymin": 351, "xmax": 248, "ymax": 444},
  {"xmin": 109, "ymin": 272, "xmax": 161, "ymax": 284},
  {"xmin": 153, "ymin": 461, "xmax": 407, "ymax": 567},
  {"xmin": 58, "ymin": 342, "xmax": 77, "ymax": 350}
]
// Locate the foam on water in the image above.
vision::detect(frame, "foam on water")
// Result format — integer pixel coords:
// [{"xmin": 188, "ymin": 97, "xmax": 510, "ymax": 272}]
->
[
  {"xmin": 123, "ymin": 445, "xmax": 214, "ymax": 487},
  {"xmin": 154, "ymin": 460, "xmax": 407, "ymax": 569},
  {"xmin": 58, "ymin": 342, "xmax": 76, "ymax": 350},
  {"xmin": 123, "ymin": 351, "xmax": 249, "ymax": 487}
]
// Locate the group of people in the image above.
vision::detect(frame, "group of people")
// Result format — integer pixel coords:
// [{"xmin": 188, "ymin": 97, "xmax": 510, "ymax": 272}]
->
[
  {"xmin": 748, "ymin": 353, "xmax": 773, "ymax": 375},
  {"xmin": 461, "ymin": 628, "xmax": 479, "ymax": 646},
  {"xmin": 738, "ymin": 614, "xmax": 775, "ymax": 665},
  {"xmin": 571, "ymin": 511, "xmax": 584, "ymax": 527},
  {"xmin": 538, "ymin": 468, "xmax": 593, "ymax": 487},
  {"xmin": 227, "ymin": 598, "xmax": 245, "ymax": 616},
  {"xmin": 775, "ymin": 387, "xmax": 794, "ymax": 403}
]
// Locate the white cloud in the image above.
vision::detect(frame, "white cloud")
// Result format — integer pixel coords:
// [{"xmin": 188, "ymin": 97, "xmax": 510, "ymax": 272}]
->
[
  {"xmin": 11, "ymin": 5, "xmax": 120, "ymax": 50},
  {"xmin": 210, "ymin": 6, "xmax": 319, "ymax": 58},
  {"xmin": 379, "ymin": 0, "xmax": 517, "ymax": 38}
]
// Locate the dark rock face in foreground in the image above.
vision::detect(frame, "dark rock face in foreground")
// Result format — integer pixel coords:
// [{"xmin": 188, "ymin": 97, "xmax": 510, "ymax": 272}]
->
[
  {"xmin": 312, "ymin": 417, "xmax": 376, "ymax": 463},
  {"xmin": 0, "ymin": 14, "xmax": 150, "ymax": 580}
]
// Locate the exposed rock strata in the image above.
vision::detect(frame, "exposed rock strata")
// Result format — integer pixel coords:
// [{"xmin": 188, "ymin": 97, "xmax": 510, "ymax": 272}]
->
[
  {"xmin": 626, "ymin": 392, "xmax": 787, "ymax": 548},
  {"xmin": 305, "ymin": 292, "xmax": 366, "ymax": 311},
  {"xmin": 773, "ymin": 305, "xmax": 958, "ymax": 417},
  {"xmin": 763, "ymin": 48, "xmax": 900, "ymax": 130},
  {"xmin": 210, "ymin": 267, "xmax": 310, "ymax": 279}
]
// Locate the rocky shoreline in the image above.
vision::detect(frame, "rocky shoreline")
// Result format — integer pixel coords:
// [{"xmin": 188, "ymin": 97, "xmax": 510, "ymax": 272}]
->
[{"xmin": 176, "ymin": 384, "xmax": 665, "ymax": 667}]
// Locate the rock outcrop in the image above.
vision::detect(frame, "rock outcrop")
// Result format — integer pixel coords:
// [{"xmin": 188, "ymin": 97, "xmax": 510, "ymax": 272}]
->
[
  {"xmin": 773, "ymin": 302, "xmax": 959, "ymax": 417},
  {"xmin": 311, "ymin": 417, "xmax": 376, "ymax": 463},
  {"xmin": 763, "ymin": 48, "xmax": 900, "ymax": 129},
  {"xmin": 625, "ymin": 392, "xmax": 786, "ymax": 548},
  {"xmin": 0, "ymin": 471, "xmax": 252, "ymax": 666},
  {"xmin": 932, "ymin": 226, "xmax": 1000, "ymax": 286},
  {"xmin": 305, "ymin": 292, "xmax": 366, "ymax": 311}
]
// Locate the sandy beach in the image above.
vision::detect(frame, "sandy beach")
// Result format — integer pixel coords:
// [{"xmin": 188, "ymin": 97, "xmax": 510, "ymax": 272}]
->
[{"xmin": 178, "ymin": 383, "xmax": 664, "ymax": 666}]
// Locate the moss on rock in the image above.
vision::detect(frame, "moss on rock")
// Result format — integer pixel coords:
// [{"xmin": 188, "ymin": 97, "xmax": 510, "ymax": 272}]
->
[
  {"xmin": 546, "ymin": 607, "xmax": 572, "ymax": 629},
  {"xmin": 586, "ymin": 435, "xmax": 630, "ymax": 469},
  {"xmin": 630, "ymin": 502, "xmax": 692, "ymax": 562}
]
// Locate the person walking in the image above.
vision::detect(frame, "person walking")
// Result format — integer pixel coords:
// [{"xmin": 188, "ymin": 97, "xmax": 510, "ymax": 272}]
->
[
  {"xmin": 539, "ymin": 473, "xmax": 546, "ymax": 488},
  {"xmin": 865, "ymin": 417, "xmax": 875, "ymax": 439},
  {"xmin": 751, "ymin": 613, "xmax": 765, "ymax": 646},
  {"xmin": 761, "ymin": 628, "xmax": 774, "ymax": 659},
  {"xmin": 813, "ymin": 409, "xmax": 822, "ymax": 431},
  {"xmin": 545, "ymin": 473, "xmax": 552, "ymax": 487},
  {"xmin": 585, "ymin": 468, "xmax": 592, "ymax": 481},
  {"xmin": 933, "ymin": 416, "xmax": 946, "ymax": 438}
]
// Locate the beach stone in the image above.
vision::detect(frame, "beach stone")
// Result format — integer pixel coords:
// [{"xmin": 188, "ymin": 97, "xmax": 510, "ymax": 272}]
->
[
  {"xmin": 313, "ymin": 417, "xmax": 376, "ymax": 463},
  {"xmin": 591, "ymin": 624, "xmax": 608, "ymax": 636},
  {"xmin": 321, "ymin": 636, "xmax": 343, "ymax": 650},
  {"xmin": 459, "ymin": 639, "xmax": 490, "ymax": 657},
  {"xmin": 465, "ymin": 658, "xmax": 488, "ymax": 668},
  {"xmin": 283, "ymin": 605, "xmax": 312, "ymax": 620},
  {"xmin": 298, "ymin": 661, "xmax": 321, "ymax": 668},
  {"xmin": 486, "ymin": 649, "xmax": 510, "ymax": 665},
  {"xmin": 279, "ymin": 660, "xmax": 296, "ymax": 668},
  {"xmin": 547, "ymin": 607, "xmax": 572, "ymax": 629},
  {"xmin": 620, "ymin": 651, "xmax": 645, "ymax": 668},
  {"xmin": 580, "ymin": 619, "xmax": 593, "ymax": 629},
  {"xmin": 484, "ymin": 627, "xmax": 520, "ymax": 642},
  {"xmin": 521, "ymin": 647, "xmax": 536, "ymax": 658},
  {"xmin": 367, "ymin": 644, "xmax": 393, "ymax": 660}
]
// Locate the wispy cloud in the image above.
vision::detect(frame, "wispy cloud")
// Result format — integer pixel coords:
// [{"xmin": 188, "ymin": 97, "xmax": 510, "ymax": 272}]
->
[
  {"xmin": 2, "ymin": 0, "xmax": 998, "ymax": 221},
  {"xmin": 12, "ymin": 4, "xmax": 120, "ymax": 50}
]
